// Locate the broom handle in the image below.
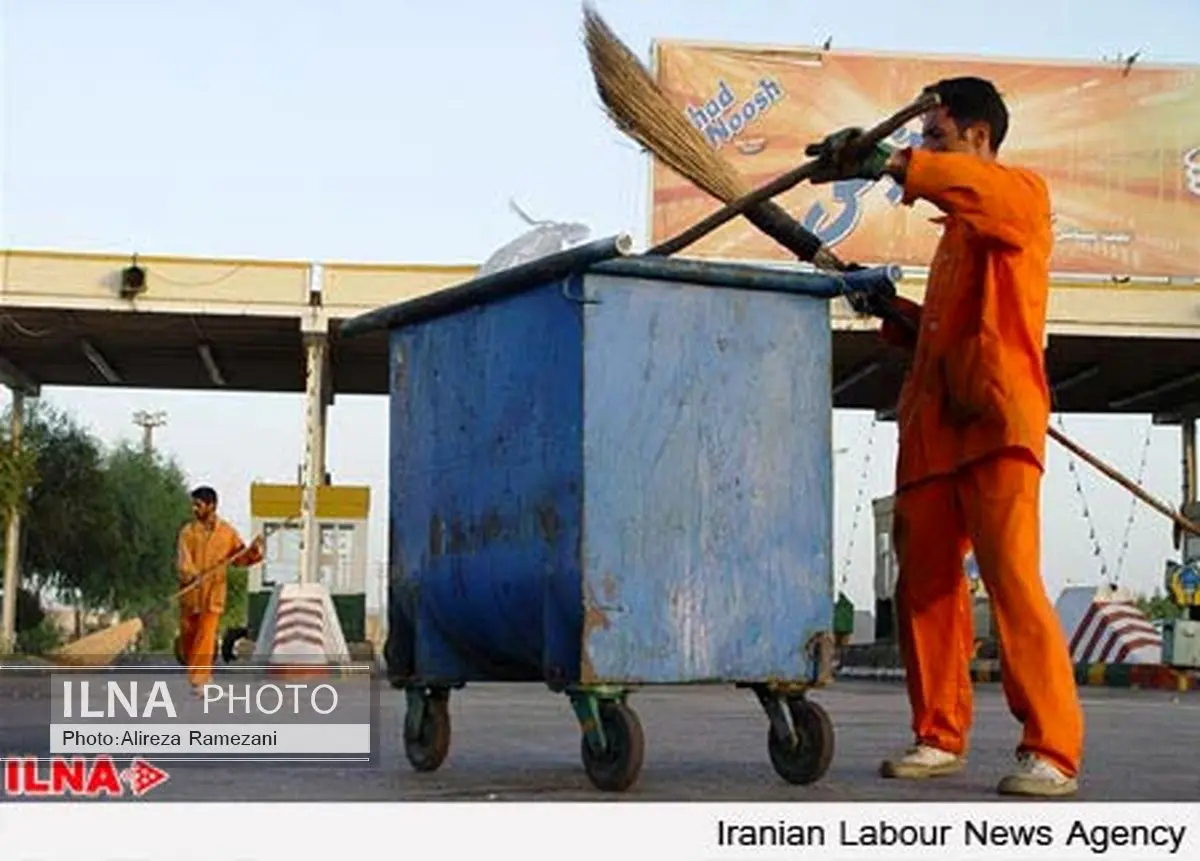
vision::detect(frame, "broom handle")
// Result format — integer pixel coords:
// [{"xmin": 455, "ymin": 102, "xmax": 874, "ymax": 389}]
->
[
  {"xmin": 875, "ymin": 306, "xmax": 1200, "ymax": 535},
  {"xmin": 131, "ymin": 552, "xmax": 248, "ymax": 629},
  {"xmin": 142, "ymin": 516, "xmax": 300, "ymax": 621},
  {"xmin": 1045, "ymin": 425, "xmax": 1200, "ymax": 535},
  {"xmin": 649, "ymin": 90, "xmax": 941, "ymax": 258}
]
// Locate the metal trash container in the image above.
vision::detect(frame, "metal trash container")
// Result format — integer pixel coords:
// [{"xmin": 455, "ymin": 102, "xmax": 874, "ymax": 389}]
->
[{"xmin": 342, "ymin": 234, "xmax": 901, "ymax": 792}]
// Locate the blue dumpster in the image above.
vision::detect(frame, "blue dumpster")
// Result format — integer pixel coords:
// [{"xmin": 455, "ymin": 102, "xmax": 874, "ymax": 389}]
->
[{"xmin": 341, "ymin": 235, "xmax": 902, "ymax": 792}]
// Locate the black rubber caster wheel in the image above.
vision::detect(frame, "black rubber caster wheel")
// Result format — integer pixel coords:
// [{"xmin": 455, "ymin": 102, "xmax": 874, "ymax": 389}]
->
[
  {"xmin": 404, "ymin": 697, "xmax": 451, "ymax": 772},
  {"xmin": 767, "ymin": 698, "xmax": 835, "ymax": 785},
  {"xmin": 580, "ymin": 700, "xmax": 645, "ymax": 792}
]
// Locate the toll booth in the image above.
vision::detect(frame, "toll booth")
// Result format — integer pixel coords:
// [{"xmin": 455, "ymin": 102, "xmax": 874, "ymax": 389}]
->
[{"xmin": 244, "ymin": 483, "xmax": 374, "ymax": 658}]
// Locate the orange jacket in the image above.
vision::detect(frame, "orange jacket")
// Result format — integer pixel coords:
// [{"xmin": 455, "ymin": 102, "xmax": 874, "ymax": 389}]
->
[
  {"xmin": 176, "ymin": 518, "xmax": 262, "ymax": 616},
  {"xmin": 881, "ymin": 148, "xmax": 1054, "ymax": 490}
]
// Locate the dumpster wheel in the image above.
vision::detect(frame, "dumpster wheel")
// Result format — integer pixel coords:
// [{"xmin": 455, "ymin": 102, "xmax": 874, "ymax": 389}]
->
[
  {"xmin": 766, "ymin": 698, "xmax": 835, "ymax": 785},
  {"xmin": 579, "ymin": 700, "xmax": 645, "ymax": 793},
  {"xmin": 404, "ymin": 690, "xmax": 452, "ymax": 772}
]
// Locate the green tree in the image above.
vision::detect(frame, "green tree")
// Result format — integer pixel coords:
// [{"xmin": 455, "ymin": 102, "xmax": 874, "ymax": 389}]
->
[
  {"xmin": 222, "ymin": 565, "xmax": 249, "ymax": 630},
  {"xmin": 1, "ymin": 402, "xmax": 196, "ymax": 653},
  {"xmin": 2, "ymin": 400, "xmax": 67, "ymax": 653},
  {"xmin": 0, "ymin": 412, "xmax": 39, "ymax": 522},
  {"xmin": 0, "ymin": 402, "xmax": 111, "ymax": 636},
  {"xmin": 1135, "ymin": 590, "xmax": 1182, "ymax": 622},
  {"xmin": 95, "ymin": 443, "xmax": 193, "ymax": 650},
  {"xmin": 96, "ymin": 444, "xmax": 192, "ymax": 608}
]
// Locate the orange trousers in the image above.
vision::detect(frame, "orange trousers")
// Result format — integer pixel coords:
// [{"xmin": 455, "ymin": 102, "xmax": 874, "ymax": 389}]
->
[
  {"xmin": 893, "ymin": 449, "xmax": 1084, "ymax": 777},
  {"xmin": 178, "ymin": 611, "xmax": 221, "ymax": 687}
]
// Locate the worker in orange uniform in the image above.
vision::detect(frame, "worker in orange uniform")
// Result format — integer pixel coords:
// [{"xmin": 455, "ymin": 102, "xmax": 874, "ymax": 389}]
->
[
  {"xmin": 806, "ymin": 77, "xmax": 1084, "ymax": 797},
  {"xmin": 176, "ymin": 485, "xmax": 263, "ymax": 691}
]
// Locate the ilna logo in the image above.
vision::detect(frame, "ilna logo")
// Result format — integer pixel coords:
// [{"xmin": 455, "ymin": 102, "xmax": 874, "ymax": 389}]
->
[
  {"xmin": 3, "ymin": 756, "xmax": 169, "ymax": 798},
  {"xmin": 685, "ymin": 78, "xmax": 785, "ymax": 149}
]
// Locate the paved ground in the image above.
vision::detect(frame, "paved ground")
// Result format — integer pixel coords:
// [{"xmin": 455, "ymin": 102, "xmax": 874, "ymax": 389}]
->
[{"xmin": 2, "ymin": 677, "xmax": 1197, "ymax": 802}]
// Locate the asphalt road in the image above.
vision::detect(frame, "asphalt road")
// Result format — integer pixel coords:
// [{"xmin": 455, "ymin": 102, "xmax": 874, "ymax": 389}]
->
[{"xmin": 2, "ymin": 676, "xmax": 1197, "ymax": 802}]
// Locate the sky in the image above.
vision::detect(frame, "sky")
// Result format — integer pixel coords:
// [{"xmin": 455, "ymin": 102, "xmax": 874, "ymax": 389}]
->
[{"xmin": 2, "ymin": 0, "xmax": 1199, "ymax": 615}]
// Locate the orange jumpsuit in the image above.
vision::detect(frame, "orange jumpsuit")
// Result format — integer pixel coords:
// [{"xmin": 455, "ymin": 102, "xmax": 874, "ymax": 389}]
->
[
  {"xmin": 176, "ymin": 518, "xmax": 261, "ymax": 687},
  {"xmin": 880, "ymin": 148, "xmax": 1084, "ymax": 778}
]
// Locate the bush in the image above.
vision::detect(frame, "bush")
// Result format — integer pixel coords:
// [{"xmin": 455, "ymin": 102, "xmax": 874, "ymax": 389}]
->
[
  {"xmin": 143, "ymin": 612, "xmax": 178, "ymax": 653},
  {"xmin": 15, "ymin": 586, "xmax": 45, "ymax": 631},
  {"xmin": 222, "ymin": 565, "xmax": 249, "ymax": 629},
  {"xmin": 17, "ymin": 617, "xmax": 63, "ymax": 655}
]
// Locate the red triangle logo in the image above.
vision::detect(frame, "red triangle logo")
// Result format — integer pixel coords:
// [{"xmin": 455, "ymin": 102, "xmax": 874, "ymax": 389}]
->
[{"xmin": 122, "ymin": 759, "xmax": 170, "ymax": 796}]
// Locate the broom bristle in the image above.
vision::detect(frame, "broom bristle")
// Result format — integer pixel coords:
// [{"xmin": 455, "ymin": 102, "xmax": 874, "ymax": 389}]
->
[
  {"xmin": 582, "ymin": 5, "xmax": 748, "ymax": 204},
  {"xmin": 47, "ymin": 617, "xmax": 144, "ymax": 667}
]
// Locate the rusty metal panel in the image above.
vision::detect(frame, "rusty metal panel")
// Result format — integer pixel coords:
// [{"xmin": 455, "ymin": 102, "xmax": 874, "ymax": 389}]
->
[
  {"xmin": 578, "ymin": 273, "xmax": 833, "ymax": 683},
  {"xmin": 386, "ymin": 284, "xmax": 585, "ymax": 685}
]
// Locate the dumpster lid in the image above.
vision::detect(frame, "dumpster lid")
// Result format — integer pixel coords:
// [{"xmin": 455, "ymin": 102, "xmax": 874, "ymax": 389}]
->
[
  {"xmin": 338, "ymin": 234, "xmax": 634, "ymax": 338},
  {"xmin": 587, "ymin": 256, "xmax": 901, "ymax": 299},
  {"xmin": 339, "ymin": 232, "xmax": 902, "ymax": 338}
]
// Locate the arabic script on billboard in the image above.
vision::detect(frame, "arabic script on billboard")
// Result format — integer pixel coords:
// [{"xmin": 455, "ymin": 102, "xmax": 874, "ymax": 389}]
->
[{"xmin": 651, "ymin": 42, "xmax": 1200, "ymax": 279}]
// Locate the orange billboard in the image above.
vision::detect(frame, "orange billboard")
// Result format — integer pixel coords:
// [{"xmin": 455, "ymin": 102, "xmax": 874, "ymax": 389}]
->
[{"xmin": 650, "ymin": 42, "xmax": 1200, "ymax": 279}]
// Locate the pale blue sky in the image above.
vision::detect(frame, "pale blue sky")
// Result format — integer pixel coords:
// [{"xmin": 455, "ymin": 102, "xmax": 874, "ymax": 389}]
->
[{"xmin": 2, "ymin": 0, "xmax": 1199, "ymax": 611}]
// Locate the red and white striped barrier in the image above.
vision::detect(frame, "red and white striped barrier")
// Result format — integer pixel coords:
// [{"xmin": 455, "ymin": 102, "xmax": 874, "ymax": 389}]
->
[
  {"xmin": 1056, "ymin": 584, "xmax": 1162, "ymax": 665},
  {"xmin": 252, "ymin": 583, "xmax": 350, "ymax": 677}
]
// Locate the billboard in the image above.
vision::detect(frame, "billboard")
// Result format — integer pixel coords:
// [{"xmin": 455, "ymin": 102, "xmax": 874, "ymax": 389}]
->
[{"xmin": 650, "ymin": 42, "xmax": 1200, "ymax": 279}]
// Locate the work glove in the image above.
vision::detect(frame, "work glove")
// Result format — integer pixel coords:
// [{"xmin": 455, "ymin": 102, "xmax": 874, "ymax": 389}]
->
[
  {"xmin": 805, "ymin": 127, "xmax": 894, "ymax": 185},
  {"xmin": 841, "ymin": 263, "xmax": 897, "ymax": 319}
]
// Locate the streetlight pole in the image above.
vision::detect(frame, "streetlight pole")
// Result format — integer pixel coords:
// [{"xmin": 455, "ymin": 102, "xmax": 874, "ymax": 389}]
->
[{"xmin": 132, "ymin": 410, "xmax": 167, "ymax": 453}]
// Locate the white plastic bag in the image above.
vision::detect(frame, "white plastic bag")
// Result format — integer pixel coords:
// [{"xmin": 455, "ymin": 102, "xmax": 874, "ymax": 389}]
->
[{"xmin": 477, "ymin": 199, "xmax": 591, "ymax": 276}]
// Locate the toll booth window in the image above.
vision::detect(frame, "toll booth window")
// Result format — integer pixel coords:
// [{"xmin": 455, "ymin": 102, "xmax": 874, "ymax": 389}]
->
[
  {"xmin": 877, "ymin": 533, "xmax": 894, "ymax": 577},
  {"xmin": 262, "ymin": 524, "xmax": 302, "ymax": 586},
  {"xmin": 319, "ymin": 524, "xmax": 356, "ymax": 592},
  {"xmin": 261, "ymin": 521, "xmax": 355, "ymax": 591}
]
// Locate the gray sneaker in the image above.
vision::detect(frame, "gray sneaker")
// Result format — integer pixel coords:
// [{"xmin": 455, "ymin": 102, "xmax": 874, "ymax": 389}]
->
[
  {"xmin": 880, "ymin": 744, "xmax": 966, "ymax": 779},
  {"xmin": 997, "ymin": 752, "xmax": 1079, "ymax": 797}
]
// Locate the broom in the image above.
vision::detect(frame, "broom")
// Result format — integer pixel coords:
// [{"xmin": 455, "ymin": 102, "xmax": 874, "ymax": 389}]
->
[
  {"xmin": 580, "ymin": 6, "xmax": 1200, "ymax": 537},
  {"xmin": 581, "ymin": 4, "xmax": 935, "ymax": 270},
  {"xmin": 45, "ymin": 517, "xmax": 298, "ymax": 668}
]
